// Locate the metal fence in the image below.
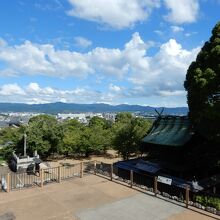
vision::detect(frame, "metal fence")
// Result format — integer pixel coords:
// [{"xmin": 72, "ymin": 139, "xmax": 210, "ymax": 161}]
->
[
  {"xmin": 95, "ymin": 161, "xmax": 111, "ymax": 177},
  {"xmin": 0, "ymin": 162, "xmax": 84, "ymax": 192},
  {"xmin": 43, "ymin": 167, "xmax": 59, "ymax": 185},
  {"xmin": 83, "ymin": 161, "xmax": 95, "ymax": 175},
  {"xmin": 10, "ymin": 171, "xmax": 41, "ymax": 190},
  {"xmin": 157, "ymin": 181, "xmax": 186, "ymax": 202},
  {"xmin": 60, "ymin": 164, "xmax": 80, "ymax": 180}
]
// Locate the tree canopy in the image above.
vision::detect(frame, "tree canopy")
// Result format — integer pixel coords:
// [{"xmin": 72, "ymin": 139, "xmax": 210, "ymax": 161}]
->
[
  {"xmin": 0, "ymin": 113, "xmax": 152, "ymax": 160},
  {"xmin": 184, "ymin": 21, "xmax": 220, "ymax": 143},
  {"xmin": 112, "ymin": 112, "xmax": 152, "ymax": 160},
  {"xmin": 26, "ymin": 115, "xmax": 64, "ymax": 157}
]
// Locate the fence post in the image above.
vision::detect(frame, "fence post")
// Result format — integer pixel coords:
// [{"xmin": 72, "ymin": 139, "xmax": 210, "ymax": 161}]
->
[
  {"xmin": 110, "ymin": 164, "xmax": 113, "ymax": 181},
  {"xmin": 130, "ymin": 170, "xmax": 133, "ymax": 188},
  {"xmin": 185, "ymin": 186, "xmax": 189, "ymax": 208},
  {"xmin": 94, "ymin": 161, "xmax": 96, "ymax": 175},
  {"xmin": 40, "ymin": 169, "xmax": 44, "ymax": 188},
  {"xmin": 58, "ymin": 166, "xmax": 61, "ymax": 183},
  {"xmin": 154, "ymin": 176, "xmax": 158, "ymax": 196},
  {"xmin": 7, "ymin": 173, "xmax": 10, "ymax": 193},
  {"xmin": 80, "ymin": 162, "xmax": 83, "ymax": 178}
]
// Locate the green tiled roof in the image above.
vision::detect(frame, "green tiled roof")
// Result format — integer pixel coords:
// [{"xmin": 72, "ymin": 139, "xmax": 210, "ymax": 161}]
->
[{"xmin": 142, "ymin": 116, "xmax": 194, "ymax": 146}]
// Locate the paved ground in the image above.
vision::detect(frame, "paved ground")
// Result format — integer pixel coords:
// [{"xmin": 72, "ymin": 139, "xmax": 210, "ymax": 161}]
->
[
  {"xmin": 0, "ymin": 175, "xmax": 216, "ymax": 220},
  {"xmin": 76, "ymin": 193, "xmax": 185, "ymax": 220}
]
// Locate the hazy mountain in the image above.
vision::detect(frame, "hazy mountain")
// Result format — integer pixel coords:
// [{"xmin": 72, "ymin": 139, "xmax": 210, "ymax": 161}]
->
[{"xmin": 0, "ymin": 102, "xmax": 188, "ymax": 115}]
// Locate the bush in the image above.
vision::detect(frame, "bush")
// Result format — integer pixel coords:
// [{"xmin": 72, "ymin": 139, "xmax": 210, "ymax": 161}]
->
[{"xmin": 196, "ymin": 195, "xmax": 220, "ymax": 210}]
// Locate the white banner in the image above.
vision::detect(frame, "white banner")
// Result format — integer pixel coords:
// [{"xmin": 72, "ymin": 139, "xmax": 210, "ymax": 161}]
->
[{"xmin": 157, "ymin": 176, "xmax": 172, "ymax": 185}]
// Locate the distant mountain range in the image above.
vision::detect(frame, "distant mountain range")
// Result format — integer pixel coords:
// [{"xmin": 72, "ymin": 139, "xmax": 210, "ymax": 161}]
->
[{"xmin": 0, "ymin": 102, "xmax": 188, "ymax": 115}]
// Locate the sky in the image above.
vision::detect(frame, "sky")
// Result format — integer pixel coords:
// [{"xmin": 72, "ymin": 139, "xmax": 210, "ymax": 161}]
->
[{"xmin": 0, "ymin": 0, "xmax": 219, "ymax": 107}]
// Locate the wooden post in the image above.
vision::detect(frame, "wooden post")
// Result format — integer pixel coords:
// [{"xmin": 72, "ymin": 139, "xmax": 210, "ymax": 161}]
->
[
  {"xmin": 154, "ymin": 176, "xmax": 158, "ymax": 196},
  {"xmin": 185, "ymin": 186, "xmax": 189, "ymax": 208},
  {"xmin": 58, "ymin": 166, "xmax": 61, "ymax": 183},
  {"xmin": 40, "ymin": 169, "xmax": 44, "ymax": 188},
  {"xmin": 80, "ymin": 162, "xmax": 83, "ymax": 178},
  {"xmin": 110, "ymin": 164, "xmax": 113, "ymax": 181},
  {"xmin": 130, "ymin": 170, "xmax": 133, "ymax": 188},
  {"xmin": 94, "ymin": 161, "xmax": 96, "ymax": 175},
  {"xmin": 7, "ymin": 173, "xmax": 10, "ymax": 193}
]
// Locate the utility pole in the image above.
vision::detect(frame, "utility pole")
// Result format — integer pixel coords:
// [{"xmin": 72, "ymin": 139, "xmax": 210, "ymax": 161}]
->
[{"xmin": 24, "ymin": 133, "xmax": 27, "ymax": 157}]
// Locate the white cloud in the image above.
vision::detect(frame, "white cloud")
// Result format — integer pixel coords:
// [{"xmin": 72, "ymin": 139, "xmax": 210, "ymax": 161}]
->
[
  {"xmin": 0, "ymin": 40, "xmax": 93, "ymax": 78},
  {"xmin": 109, "ymin": 84, "xmax": 121, "ymax": 92},
  {"xmin": 164, "ymin": 0, "xmax": 199, "ymax": 24},
  {"xmin": 26, "ymin": 82, "xmax": 41, "ymax": 93},
  {"xmin": 157, "ymin": 90, "xmax": 186, "ymax": 97},
  {"xmin": 74, "ymin": 36, "xmax": 92, "ymax": 48},
  {"xmin": 184, "ymin": 31, "xmax": 197, "ymax": 37},
  {"xmin": 0, "ymin": 83, "xmax": 25, "ymax": 96},
  {"xmin": 0, "ymin": 82, "xmax": 119, "ymax": 104},
  {"xmin": 0, "ymin": 33, "xmax": 200, "ymax": 106},
  {"xmin": 171, "ymin": 25, "xmax": 184, "ymax": 33},
  {"xmin": 154, "ymin": 30, "xmax": 164, "ymax": 36},
  {"xmin": 87, "ymin": 47, "xmax": 127, "ymax": 77},
  {"xmin": 126, "ymin": 37, "xmax": 200, "ymax": 97},
  {"xmin": 67, "ymin": 0, "xmax": 160, "ymax": 29}
]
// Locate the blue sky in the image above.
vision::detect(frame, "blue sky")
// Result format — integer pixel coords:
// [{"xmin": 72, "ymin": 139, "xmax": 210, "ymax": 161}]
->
[{"xmin": 0, "ymin": 0, "xmax": 219, "ymax": 107}]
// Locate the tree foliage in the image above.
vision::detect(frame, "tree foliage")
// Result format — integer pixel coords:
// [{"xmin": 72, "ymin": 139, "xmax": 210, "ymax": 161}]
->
[
  {"xmin": 61, "ymin": 119, "xmax": 82, "ymax": 156},
  {"xmin": 113, "ymin": 112, "xmax": 152, "ymax": 160},
  {"xmin": 0, "ymin": 113, "xmax": 151, "ymax": 160},
  {"xmin": 0, "ymin": 126, "xmax": 24, "ymax": 159},
  {"xmin": 27, "ymin": 115, "xmax": 64, "ymax": 157},
  {"xmin": 184, "ymin": 21, "xmax": 220, "ymax": 143}
]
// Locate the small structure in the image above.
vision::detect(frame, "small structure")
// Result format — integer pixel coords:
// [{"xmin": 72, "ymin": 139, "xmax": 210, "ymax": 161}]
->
[
  {"xmin": 142, "ymin": 115, "xmax": 195, "ymax": 176},
  {"xmin": 9, "ymin": 151, "xmax": 41, "ymax": 172},
  {"xmin": 9, "ymin": 134, "xmax": 42, "ymax": 173}
]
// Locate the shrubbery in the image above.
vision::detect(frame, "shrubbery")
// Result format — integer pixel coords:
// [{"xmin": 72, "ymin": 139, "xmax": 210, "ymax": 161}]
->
[{"xmin": 196, "ymin": 195, "xmax": 220, "ymax": 210}]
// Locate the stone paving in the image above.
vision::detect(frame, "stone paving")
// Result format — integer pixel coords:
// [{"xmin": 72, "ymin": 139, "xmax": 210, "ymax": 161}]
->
[{"xmin": 0, "ymin": 175, "xmax": 216, "ymax": 220}]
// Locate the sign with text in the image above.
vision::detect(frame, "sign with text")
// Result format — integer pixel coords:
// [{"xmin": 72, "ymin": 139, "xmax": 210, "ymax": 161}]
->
[{"xmin": 157, "ymin": 176, "xmax": 172, "ymax": 185}]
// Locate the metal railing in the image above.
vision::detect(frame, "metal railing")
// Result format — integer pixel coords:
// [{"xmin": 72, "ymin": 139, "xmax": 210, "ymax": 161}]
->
[
  {"xmin": 0, "ymin": 162, "xmax": 83, "ymax": 192},
  {"xmin": 95, "ymin": 161, "xmax": 111, "ymax": 177},
  {"xmin": 43, "ymin": 167, "xmax": 59, "ymax": 185},
  {"xmin": 10, "ymin": 171, "xmax": 41, "ymax": 190},
  {"xmin": 60, "ymin": 164, "xmax": 80, "ymax": 180}
]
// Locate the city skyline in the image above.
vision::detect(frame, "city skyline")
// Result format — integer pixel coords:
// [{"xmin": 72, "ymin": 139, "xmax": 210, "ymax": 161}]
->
[{"xmin": 0, "ymin": 0, "xmax": 219, "ymax": 107}]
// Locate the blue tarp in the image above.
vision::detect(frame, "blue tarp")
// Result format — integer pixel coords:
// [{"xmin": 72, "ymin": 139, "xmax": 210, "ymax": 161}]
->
[
  {"xmin": 135, "ymin": 162, "xmax": 161, "ymax": 174},
  {"xmin": 114, "ymin": 159, "xmax": 203, "ymax": 191},
  {"xmin": 114, "ymin": 159, "xmax": 161, "ymax": 174}
]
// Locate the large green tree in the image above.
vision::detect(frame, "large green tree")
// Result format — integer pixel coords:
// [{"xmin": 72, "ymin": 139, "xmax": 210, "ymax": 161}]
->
[
  {"xmin": 61, "ymin": 119, "xmax": 82, "ymax": 156},
  {"xmin": 79, "ymin": 117, "xmax": 113, "ymax": 157},
  {"xmin": 0, "ymin": 126, "xmax": 24, "ymax": 159},
  {"xmin": 184, "ymin": 21, "xmax": 220, "ymax": 143},
  {"xmin": 113, "ymin": 113, "xmax": 151, "ymax": 160},
  {"xmin": 27, "ymin": 115, "xmax": 63, "ymax": 157}
]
